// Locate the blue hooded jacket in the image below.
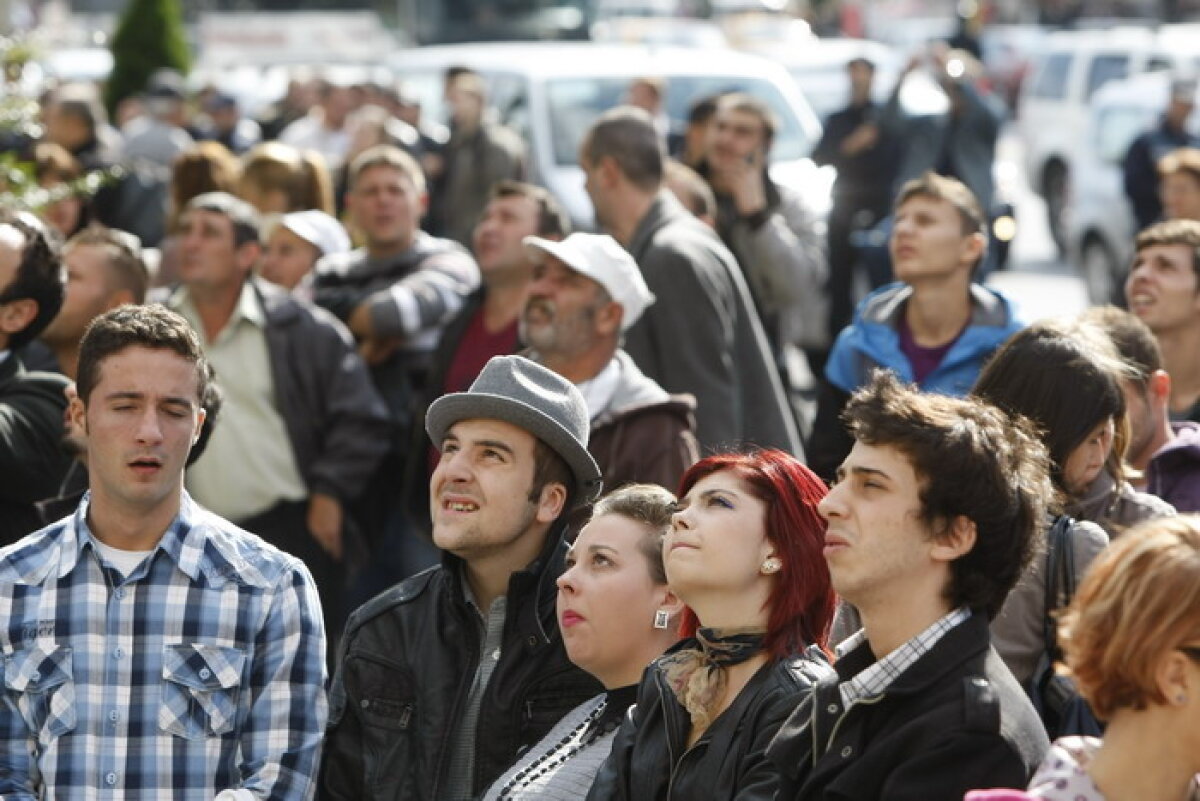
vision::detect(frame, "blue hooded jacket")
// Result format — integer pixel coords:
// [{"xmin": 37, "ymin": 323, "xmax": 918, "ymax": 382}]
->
[
  {"xmin": 807, "ymin": 281, "xmax": 1024, "ymax": 480},
  {"xmin": 825, "ymin": 281, "xmax": 1024, "ymax": 395}
]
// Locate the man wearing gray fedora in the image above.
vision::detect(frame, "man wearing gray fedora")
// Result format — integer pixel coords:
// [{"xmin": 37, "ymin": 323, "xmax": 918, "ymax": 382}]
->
[{"xmin": 319, "ymin": 355, "xmax": 606, "ymax": 801}]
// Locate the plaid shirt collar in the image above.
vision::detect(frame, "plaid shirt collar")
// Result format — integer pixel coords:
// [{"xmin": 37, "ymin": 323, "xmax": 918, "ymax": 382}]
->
[
  {"xmin": 836, "ymin": 606, "xmax": 972, "ymax": 709},
  {"xmin": 10, "ymin": 491, "xmax": 260, "ymax": 589}
]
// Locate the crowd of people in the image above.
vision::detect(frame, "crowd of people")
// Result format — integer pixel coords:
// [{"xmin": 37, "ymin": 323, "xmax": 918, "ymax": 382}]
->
[{"xmin": 1, "ymin": 45, "xmax": 1200, "ymax": 801}]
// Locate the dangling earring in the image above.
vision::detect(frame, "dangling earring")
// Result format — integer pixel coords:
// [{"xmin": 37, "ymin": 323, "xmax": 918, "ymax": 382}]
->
[
  {"xmin": 761, "ymin": 557, "xmax": 782, "ymax": 575},
  {"xmin": 653, "ymin": 609, "xmax": 670, "ymax": 629}
]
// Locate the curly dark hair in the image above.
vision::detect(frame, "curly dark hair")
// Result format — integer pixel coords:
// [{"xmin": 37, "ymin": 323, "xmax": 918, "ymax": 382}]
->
[{"xmin": 844, "ymin": 371, "xmax": 1053, "ymax": 620}]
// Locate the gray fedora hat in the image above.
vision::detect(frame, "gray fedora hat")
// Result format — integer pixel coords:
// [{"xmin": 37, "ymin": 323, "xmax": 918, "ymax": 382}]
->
[{"xmin": 426, "ymin": 355, "xmax": 603, "ymax": 506}]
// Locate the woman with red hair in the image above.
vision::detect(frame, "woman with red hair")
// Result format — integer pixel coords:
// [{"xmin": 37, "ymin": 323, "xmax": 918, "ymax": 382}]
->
[{"xmin": 586, "ymin": 449, "xmax": 837, "ymax": 801}]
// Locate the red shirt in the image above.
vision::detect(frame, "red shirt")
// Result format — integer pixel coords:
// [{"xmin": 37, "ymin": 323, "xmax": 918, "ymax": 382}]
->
[{"xmin": 443, "ymin": 308, "xmax": 520, "ymax": 395}]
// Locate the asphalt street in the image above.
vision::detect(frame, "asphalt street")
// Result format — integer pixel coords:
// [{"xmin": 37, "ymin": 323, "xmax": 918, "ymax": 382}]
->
[{"xmin": 985, "ymin": 125, "xmax": 1091, "ymax": 323}]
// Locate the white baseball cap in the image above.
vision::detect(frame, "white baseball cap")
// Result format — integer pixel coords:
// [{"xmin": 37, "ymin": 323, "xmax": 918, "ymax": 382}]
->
[
  {"xmin": 523, "ymin": 233, "xmax": 655, "ymax": 331},
  {"xmin": 279, "ymin": 210, "xmax": 352, "ymax": 257}
]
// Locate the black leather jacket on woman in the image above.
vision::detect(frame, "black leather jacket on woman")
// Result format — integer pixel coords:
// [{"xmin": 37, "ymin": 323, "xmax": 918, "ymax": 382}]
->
[
  {"xmin": 319, "ymin": 524, "xmax": 602, "ymax": 801},
  {"xmin": 586, "ymin": 641, "xmax": 832, "ymax": 801}
]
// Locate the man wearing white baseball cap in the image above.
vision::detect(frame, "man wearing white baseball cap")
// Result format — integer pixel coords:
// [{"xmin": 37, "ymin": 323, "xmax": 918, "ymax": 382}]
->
[
  {"xmin": 522, "ymin": 232, "xmax": 699, "ymax": 492},
  {"xmin": 261, "ymin": 209, "xmax": 351, "ymax": 291}
]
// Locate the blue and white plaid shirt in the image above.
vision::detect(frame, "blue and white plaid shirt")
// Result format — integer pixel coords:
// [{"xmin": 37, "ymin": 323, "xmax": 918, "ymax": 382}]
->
[{"xmin": 0, "ymin": 492, "xmax": 327, "ymax": 801}]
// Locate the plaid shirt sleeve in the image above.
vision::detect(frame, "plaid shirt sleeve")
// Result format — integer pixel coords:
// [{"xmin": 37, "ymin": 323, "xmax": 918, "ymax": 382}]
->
[{"xmin": 236, "ymin": 558, "xmax": 328, "ymax": 801}]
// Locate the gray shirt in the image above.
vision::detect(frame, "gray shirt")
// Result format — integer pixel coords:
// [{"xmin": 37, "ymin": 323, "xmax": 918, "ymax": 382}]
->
[{"xmin": 445, "ymin": 589, "xmax": 509, "ymax": 801}]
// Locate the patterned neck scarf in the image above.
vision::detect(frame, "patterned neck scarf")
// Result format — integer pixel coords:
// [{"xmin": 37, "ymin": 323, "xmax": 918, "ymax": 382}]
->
[{"xmin": 659, "ymin": 627, "xmax": 767, "ymax": 730}]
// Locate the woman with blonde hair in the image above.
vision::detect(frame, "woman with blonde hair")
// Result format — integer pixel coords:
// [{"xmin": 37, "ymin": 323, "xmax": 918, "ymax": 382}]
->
[
  {"xmin": 968, "ymin": 515, "xmax": 1200, "ymax": 801},
  {"xmin": 481, "ymin": 483, "xmax": 683, "ymax": 800},
  {"xmin": 238, "ymin": 141, "xmax": 334, "ymax": 215}
]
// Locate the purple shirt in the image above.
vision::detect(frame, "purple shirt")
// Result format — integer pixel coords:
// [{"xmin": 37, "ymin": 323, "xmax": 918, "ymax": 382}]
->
[{"xmin": 898, "ymin": 316, "xmax": 965, "ymax": 385}]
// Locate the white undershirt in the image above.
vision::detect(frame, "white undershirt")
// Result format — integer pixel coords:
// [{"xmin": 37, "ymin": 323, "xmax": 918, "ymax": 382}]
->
[
  {"xmin": 575, "ymin": 357, "xmax": 621, "ymax": 421},
  {"xmin": 92, "ymin": 539, "xmax": 153, "ymax": 578},
  {"xmin": 0, "ymin": 349, "xmax": 10, "ymax": 366}
]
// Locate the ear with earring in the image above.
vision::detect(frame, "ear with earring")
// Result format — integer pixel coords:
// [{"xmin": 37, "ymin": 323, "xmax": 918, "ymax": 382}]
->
[
  {"xmin": 761, "ymin": 557, "xmax": 782, "ymax": 575},
  {"xmin": 653, "ymin": 609, "xmax": 671, "ymax": 630}
]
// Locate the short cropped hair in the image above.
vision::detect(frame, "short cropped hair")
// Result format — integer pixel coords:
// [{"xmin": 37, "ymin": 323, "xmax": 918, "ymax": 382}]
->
[
  {"xmin": 0, "ymin": 211, "xmax": 65, "ymax": 349},
  {"xmin": 347, "ymin": 144, "xmax": 426, "ymax": 195},
  {"xmin": 664, "ymin": 160, "xmax": 717, "ymax": 220},
  {"xmin": 52, "ymin": 85, "xmax": 107, "ymax": 137},
  {"xmin": 34, "ymin": 142, "xmax": 82, "ymax": 184},
  {"xmin": 76, "ymin": 304, "xmax": 210, "ymax": 406},
  {"xmin": 582, "ymin": 107, "xmax": 664, "ymax": 192},
  {"xmin": 531, "ymin": 438, "xmax": 575, "ymax": 512},
  {"xmin": 490, "ymin": 180, "xmax": 571, "ymax": 239},
  {"xmin": 717, "ymin": 93, "xmax": 778, "ymax": 150},
  {"xmin": 65, "ymin": 225, "xmax": 150, "ymax": 303},
  {"xmin": 894, "ymin": 171, "xmax": 986, "ymax": 237},
  {"xmin": 184, "ymin": 191, "xmax": 262, "ymax": 248},
  {"xmin": 1076, "ymin": 305, "xmax": 1163, "ymax": 388},
  {"xmin": 1060, "ymin": 515, "xmax": 1200, "ymax": 720},
  {"xmin": 589, "ymin": 483, "xmax": 676, "ymax": 585},
  {"xmin": 845, "ymin": 371, "xmax": 1053, "ymax": 619},
  {"xmin": 687, "ymin": 95, "xmax": 720, "ymax": 127},
  {"xmin": 1135, "ymin": 218, "xmax": 1200, "ymax": 282},
  {"xmin": 1157, "ymin": 146, "xmax": 1200, "ymax": 184}
]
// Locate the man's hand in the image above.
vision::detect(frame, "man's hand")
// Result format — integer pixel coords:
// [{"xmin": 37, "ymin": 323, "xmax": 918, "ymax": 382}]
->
[
  {"xmin": 307, "ymin": 492, "xmax": 344, "ymax": 561},
  {"xmin": 348, "ymin": 303, "xmax": 374, "ymax": 339},
  {"xmin": 725, "ymin": 148, "xmax": 769, "ymax": 217}
]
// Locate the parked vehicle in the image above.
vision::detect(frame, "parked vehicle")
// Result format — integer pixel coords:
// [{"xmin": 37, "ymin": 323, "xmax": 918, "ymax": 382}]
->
[
  {"xmin": 388, "ymin": 41, "xmax": 830, "ymax": 228},
  {"xmin": 743, "ymin": 37, "xmax": 947, "ymax": 123},
  {"xmin": 1018, "ymin": 26, "xmax": 1200, "ymax": 255},
  {"xmin": 1065, "ymin": 70, "xmax": 1200, "ymax": 304}
]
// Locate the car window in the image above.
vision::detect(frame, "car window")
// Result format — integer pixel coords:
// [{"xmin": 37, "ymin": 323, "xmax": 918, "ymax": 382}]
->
[
  {"xmin": 1030, "ymin": 52, "xmax": 1071, "ymax": 100},
  {"xmin": 1085, "ymin": 54, "xmax": 1130, "ymax": 101},
  {"xmin": 545, "ymin": 74, "xmax": 813, "ymax": 166}
]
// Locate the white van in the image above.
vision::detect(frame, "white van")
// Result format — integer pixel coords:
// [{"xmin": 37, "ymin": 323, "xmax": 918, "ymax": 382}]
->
[
  {"xmin": 388, "ymin": 41, "xmax": 830, "ymax": 228},
  {"xmin": 1064, "ymin": 70, "xmax": 1200, "ymax": 304},
  {"xmin": 1018, "ymin": 26, "xmax": 1200, "ymax": 254}
]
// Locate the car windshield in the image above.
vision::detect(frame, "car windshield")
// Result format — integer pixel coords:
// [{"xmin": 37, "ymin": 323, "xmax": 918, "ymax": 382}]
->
[{"xmin": 545, "ymin": 75, "xmax": 813, "ymax": 165}]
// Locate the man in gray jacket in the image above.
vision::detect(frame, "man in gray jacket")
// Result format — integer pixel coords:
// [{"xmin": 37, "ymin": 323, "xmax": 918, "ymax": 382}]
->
[
  {"xmin": 580, "ymin": 106, "xmax": 801, "ymax": 455},
  {"xmin": 697, "ymin": 93, "xmax": 828, "ymax": 366},
  {"xmin": 163, "ymin": 192, "xmax": 391, "ymax": 641}
]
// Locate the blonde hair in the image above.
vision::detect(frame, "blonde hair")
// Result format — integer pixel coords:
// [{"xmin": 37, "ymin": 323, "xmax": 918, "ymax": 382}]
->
[
  {"xmin": 239, "ymin": 142, "xmax": 334, "ymax": 215},
  {"xmin": 1059, "ymin": 515, "xmax": 1200, "ymax": 719}
]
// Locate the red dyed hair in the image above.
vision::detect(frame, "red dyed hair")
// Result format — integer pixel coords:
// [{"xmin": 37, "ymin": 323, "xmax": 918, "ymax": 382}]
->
[{"xmin": 676, "ymin": 450, "xmax": 836, "ymax": 659}]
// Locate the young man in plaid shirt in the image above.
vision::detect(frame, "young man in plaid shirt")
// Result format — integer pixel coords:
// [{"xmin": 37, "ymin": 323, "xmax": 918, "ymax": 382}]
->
[{"xmin": 0, "ymin": 304, "xmax": 327, "ymax": 800}]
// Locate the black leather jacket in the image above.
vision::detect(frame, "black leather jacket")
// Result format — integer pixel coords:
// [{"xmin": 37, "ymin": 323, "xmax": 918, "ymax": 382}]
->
[
  {"xmin": 319, "ymin": 524, "xmax": 602, "ymax": 801},
  {"xmin": 586, "ymin": 641, "xmax": 832, "ymax": 801},
  {"xmin": 767, "ymin": 613, "xmax": 1049, "ymax": 801}
]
